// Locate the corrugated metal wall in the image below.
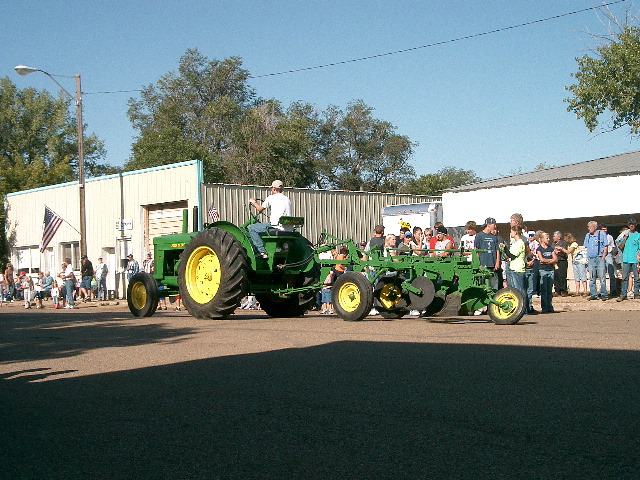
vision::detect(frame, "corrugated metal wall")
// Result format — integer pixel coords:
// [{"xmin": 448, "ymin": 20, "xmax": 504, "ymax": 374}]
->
[{"xmin": 202, "ymin": 183, "xmax": 438, "ymax": 243}]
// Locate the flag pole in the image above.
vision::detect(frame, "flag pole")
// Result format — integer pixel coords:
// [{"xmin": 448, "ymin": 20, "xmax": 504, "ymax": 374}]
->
[{"xmin": 45, "ymin": 205, "xmax": 81, "ymax": 235}]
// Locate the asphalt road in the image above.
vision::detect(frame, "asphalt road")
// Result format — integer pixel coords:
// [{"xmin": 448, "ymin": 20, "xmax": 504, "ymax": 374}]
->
[{"xmin": 1, "ymin": 303, "xmax": 639, "ymax": 479}]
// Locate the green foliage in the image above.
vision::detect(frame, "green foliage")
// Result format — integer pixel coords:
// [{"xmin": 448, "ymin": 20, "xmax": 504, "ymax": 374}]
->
[
  {"xmin": 126, "ymin": 49, "xmax": 256, "ymax": 182},
  {"xmin": 566, "ymin": 25, "xmax": 640, "ymax": 134},
  {"xmin": 126, "ymin": 50, "xmax": 416, "ymax": 191},
  {"xmin": 406, "ymin": 167, "xmax": 481, "ymax": 196},
  {"xmin": 0, "ymin": 76, "xmax": 112, "ymax": 264},
  {"xmin": 310, "ymin": 101, "xmax": 416, "ymax": 192}
]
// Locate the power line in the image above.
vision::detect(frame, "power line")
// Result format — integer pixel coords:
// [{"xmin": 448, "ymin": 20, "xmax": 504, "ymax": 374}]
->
[
  {"xmin": 83, "ymin": 89, "xmax": 142, "ymax": 95},
  {"xmin": 250, "ymin": 0, "xmax": 627, "ymax": 79},
  {"xmin": 82, "ymin": 0, "xmax": 626, "ymax": 93}
]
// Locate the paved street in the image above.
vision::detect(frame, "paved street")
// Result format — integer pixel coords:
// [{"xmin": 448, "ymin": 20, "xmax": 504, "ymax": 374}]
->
[{"xmin": 2, "ymin": 302, "xmax": 639, "ymax": 479}]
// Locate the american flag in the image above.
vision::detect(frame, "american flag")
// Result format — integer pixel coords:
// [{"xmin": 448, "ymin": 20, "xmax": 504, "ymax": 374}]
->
[
  {"xmin": 208, "ymin": 206, "xmax": 220, "ymax": 222},
  {"xmin": 40, "ymin": 206, "xmax": 64, "ymax": 253}
]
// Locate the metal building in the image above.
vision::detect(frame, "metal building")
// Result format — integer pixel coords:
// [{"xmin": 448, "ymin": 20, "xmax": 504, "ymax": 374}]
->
[
  {"xmin": 5, "ymin": 161, "xmax": 202, "ymax": 298},
  {"xmin": 202, "ymin": 184, "xmax": 433, "ymax": 244}
]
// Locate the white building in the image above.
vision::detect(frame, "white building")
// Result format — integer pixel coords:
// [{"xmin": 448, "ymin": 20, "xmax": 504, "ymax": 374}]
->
[
  {"xmin": 5, "ymin": 160, "xmax": 202, "ymax": 298},
  {"xmin": 442, "ymin": 150, "xmax": 640, "ymax": 240}
]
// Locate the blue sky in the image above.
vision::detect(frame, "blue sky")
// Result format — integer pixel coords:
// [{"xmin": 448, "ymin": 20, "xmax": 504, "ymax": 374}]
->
[{"xmin": 2, "ymin": 0, "xmax": 638, "ymax": 181}]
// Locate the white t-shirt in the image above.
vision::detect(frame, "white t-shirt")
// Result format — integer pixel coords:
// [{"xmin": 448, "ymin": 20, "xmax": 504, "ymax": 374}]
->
[
  {"xmin": 460, "ymin": 234, "xmax": 476, "ymax": 251},
  {"xmin": 64, "ymin": 264, "xmax": 74, "ymax": 280},
  {"xmin": 262, "ymin": 193, "xmax": 292, "ymax": 229}
]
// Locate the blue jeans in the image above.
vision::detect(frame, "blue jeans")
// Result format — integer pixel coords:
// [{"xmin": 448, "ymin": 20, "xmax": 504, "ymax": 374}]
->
[
  {"xmin": 247, "ymin": 222, "xmax": 271, "ymax": 254},
  {"xmin": 605, "ymin": 255, "xmax": 616, "ymax": 295},
  {"xmin": 539, "ymin": 269, "xmax": 554, "ymax": 312},
  {"xmin": 510, "ymin": 270, "xmax": 528, "ymax": 311},
  {"xmin": 588, "ymin": 257, "xmax": 607, "ymax": 298},
  {"xmin": 65, "ymin": 279, "xmax": 75, "ymax": 306},
  {"xmin": 525, "ymin": 269, "xmax": 536, "ymax": 309},
  {"xmin": 573, "ymin": 262, "xmax": 587, "ymax": 282},
  {"xmin": 97, "ymin": 277, "xmax": 107, "ymax": 301},
  {"xmin": 620, "ymin": 263, "xmax": 639, "ymax": 297}
]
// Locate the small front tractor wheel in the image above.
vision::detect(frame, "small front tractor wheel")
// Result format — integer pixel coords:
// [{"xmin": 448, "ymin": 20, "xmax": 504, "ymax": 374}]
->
[
  {"xmin": 332, "ymin": 272, "xmax": 374, "ymax": 322},
  {"xmin": 127, "ymin": 272, "xmax": 159, "ymax": 317},
  {"xmin": 178, "ymin": 228, "xmax": 248, "ymax": 319},
  {"xmin": 488, "ymin": 287, "xmax": 526, "ymax": 325}
]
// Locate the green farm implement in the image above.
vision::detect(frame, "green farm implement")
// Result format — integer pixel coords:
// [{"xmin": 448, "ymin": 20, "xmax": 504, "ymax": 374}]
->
[{"xmin": 127, "ymin": 208, "xmax": 525, "ymax": 325}]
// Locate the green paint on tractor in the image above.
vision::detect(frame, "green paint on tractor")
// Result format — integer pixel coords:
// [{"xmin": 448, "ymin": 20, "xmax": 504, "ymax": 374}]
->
[{"xmin": 127, "ymin": 208, "xmax": 525, "ymax": 325}]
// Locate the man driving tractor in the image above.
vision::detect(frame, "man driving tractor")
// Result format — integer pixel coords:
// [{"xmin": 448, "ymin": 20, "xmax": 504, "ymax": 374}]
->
[{"xmin": 248, "ymin": 180, "xmax": 292, "ymax": 259}]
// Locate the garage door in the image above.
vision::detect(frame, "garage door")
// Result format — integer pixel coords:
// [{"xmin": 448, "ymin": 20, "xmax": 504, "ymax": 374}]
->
[{"xmin": 146, "ymin": 201, "xmax": 188, "ymax": 252}]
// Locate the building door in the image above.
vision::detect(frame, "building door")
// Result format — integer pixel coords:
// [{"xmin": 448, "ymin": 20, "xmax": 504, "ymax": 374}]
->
[
  {"xmin": 115, "ymin": 238, "xmax": 131, "ymax": 299},
  {"xmin": 145, "ymin": 201, "xmax": 188, "ymax": 253}
]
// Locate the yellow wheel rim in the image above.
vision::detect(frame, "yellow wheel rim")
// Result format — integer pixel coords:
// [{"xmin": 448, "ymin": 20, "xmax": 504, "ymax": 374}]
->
[
  {"xmin": 379, "ymin": 283, "xmax": 402, "ymax": 310},
  {"xmin": 131, "ymin": 282, "xmax": 147, "ymax": 310},
  {"xmin": 338, "ymin": 282, "xmax": 362, "ymax": 313},
  {"xmin": 490, "ymin": 291, "xmax": 519, "ymax": 320},
  {"xmin": 185, "ymin": 246, "xmax": 222, "ymax": 304}
]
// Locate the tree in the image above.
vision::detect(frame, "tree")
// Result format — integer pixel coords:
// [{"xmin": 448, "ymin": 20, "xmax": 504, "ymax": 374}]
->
[
  {"xmin": 299, "ymin": 101, "xmax": 416, "ymax": 192},
  {"xmin": 566, "ymin": 24, "xmax": 640, "ymax": 134},
  {"xmin": 126, "ymin": 49, "xmax": 256, "ymax": 182},
  {"xmin": 0, "ymin": 77, "xmax": 111, "ymax": 263},
  {"xmin": 127, "ymin": 51, "xmax": 416, "ymax": 192},
  {"xmin": 223, "ymin": 100, "xmax": 316, "ymax": 187},
  {"xmin": 406, "ymin": 167, "xmax": 481, "ymax": 196}
]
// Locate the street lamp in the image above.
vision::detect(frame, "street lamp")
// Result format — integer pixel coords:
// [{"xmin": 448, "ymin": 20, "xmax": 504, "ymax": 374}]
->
[{"xmin": 14, "ymin": 65, "xmax": 87, "ymax": 258}]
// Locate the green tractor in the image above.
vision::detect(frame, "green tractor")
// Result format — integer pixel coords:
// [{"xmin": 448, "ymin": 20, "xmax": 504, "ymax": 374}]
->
[
  {"xmin": 127, "ymin": 204, "xmax": 319, "ymax": 320},
  {"xmin": 127, "ymin": 205, "xmax": 526, "ymax": 325}
]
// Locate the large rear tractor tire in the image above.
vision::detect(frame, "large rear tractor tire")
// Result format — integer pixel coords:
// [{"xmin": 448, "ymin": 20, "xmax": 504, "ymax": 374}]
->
[
  {"xmin": 488, "ymin": 287, "xmax": 526, "ymax": 325},
  {"xmin": 127, "ymin": 272, "xmax": 159, "ymax": 317},
  {"xmin": 332, "ymin": 272, "xmax": 374, "ymax": 322},
  {"xmin": 178, "ymin": 228, "xmax": 248, "ymax": 319}
]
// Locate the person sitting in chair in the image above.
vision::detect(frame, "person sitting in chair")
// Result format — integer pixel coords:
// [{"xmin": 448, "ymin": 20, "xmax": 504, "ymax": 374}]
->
[{"xmin": 248, "ymin": 180, "xmax": 292, "ymax": 259}]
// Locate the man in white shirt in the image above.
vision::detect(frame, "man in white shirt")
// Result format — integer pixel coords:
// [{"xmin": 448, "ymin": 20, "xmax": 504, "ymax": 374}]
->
[
  {"xmin": 248, "ymin": 180, "xmax": 292, "ymax": 259},
  {"xmin": 94, "ymin": 257, "xmax": 109, "ymax": 301},
  {"xmin": 62, "ymin": 258, "xmax": 75, "ymax": 309}
]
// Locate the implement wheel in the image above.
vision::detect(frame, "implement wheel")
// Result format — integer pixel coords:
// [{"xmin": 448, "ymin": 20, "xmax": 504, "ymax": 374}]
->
[
  {"xmin": 488, "ymin": 287, "xmax": 526, "ymax": 325},
  {"xmin": 332, "ymin": 272, "xmax": 374, "ymax": 322},
  {"xmin": 127, "ymin": 272, "xmax": 159, "ymax": 317},
  {"xmin": 374, "ymin": 277, "xmax": 409, "ymax": 319},
  {"xmin": 178, "ymin": 228, "xmax": 248, "ymax": 319},
  {"xmin": 422, "ymin": 292, "xmax": 446, "ymax": 317}
]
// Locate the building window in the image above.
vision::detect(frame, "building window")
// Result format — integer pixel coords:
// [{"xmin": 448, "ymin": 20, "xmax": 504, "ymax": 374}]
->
[
  {"xmin": 16, "ymin": 246, "xmax": 41, "ymax": 273},
  {"xmin": 60, "ymin": 242, "xmax": 80, "ymax": 270}
]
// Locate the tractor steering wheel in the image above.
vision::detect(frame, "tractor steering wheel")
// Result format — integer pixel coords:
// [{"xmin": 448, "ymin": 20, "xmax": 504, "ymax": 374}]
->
[{"xmin": 248, "ymin": 198, "xmax": 264, "ymax": 224}]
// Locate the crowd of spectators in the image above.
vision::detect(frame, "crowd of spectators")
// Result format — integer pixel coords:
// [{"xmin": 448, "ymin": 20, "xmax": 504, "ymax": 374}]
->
[
  {"xmin": 3, "ymin": 215, "xmax": 639, "ymax": 316},
  {"xmin": 314, "ymin": 214, "xmax": 640, "ymax": 316}
]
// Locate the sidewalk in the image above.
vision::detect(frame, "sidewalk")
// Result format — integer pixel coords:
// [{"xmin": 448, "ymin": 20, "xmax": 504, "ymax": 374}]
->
[{"xmin": 532, "ymin": 294, "xmax": 640, "ymax": 312}]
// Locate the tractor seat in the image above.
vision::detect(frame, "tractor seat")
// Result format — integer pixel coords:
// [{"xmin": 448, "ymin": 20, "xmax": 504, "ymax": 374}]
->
[{"xmin": 264, "ymin": 228, "xmax": 302, "ymax": 238}]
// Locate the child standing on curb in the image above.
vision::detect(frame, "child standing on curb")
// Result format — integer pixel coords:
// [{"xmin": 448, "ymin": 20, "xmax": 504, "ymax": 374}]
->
[
  {"xmin": 51, "ymin": 281, "xmax": 60, "ymax": 309},
  {"xmin": 21, "ymin": 274, "xmax": 34, "ymax": 309}
]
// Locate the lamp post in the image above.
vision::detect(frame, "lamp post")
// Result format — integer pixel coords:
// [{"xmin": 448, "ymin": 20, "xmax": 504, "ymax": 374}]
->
[{"xmin": 15, "ymin": 65, "xmax": 87, "ymax": 258}]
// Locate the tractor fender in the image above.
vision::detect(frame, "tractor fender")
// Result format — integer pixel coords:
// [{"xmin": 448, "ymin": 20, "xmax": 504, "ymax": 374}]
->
[{"xmin": 205, "ymin": 221, "xmax": 258, "ymax": 266}]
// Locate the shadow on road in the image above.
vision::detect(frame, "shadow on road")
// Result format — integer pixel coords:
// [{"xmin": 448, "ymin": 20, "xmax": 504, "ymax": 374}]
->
[
  {"xmin": 0, "ymin": 311, "xmax": 196, "ymax": 363},
  {"xmin": 2, "ymin": 340, "xmax": 639, "ymax": 479}
]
